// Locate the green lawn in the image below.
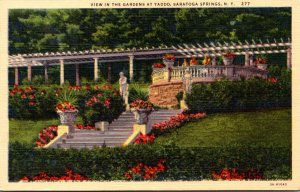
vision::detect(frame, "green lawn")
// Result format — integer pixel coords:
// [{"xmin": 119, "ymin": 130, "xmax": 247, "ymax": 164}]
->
[
  {"xmin": 155, "ymin": 108, "xmax": 291, "ymax": 148},
  {"xmin": 9, "ymin": 117, "xmax": 83, "ymax": 144},
  {"xmin": 10, "ymin": 108, "xmax": 291, "ymax": 148}
]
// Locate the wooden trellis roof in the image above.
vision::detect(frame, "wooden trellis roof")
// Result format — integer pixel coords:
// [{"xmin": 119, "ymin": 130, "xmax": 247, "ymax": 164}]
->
[{"xmin": 8, "ymin": 38, "xmax": 291, "ymax": 68}]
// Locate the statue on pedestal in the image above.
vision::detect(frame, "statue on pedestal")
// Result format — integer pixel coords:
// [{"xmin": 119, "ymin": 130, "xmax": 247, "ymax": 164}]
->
[
  {"xmin": 119, "ymin": 72, "xmax": 128, "ymax": 101},
  {"xmin": 182, "ymin": 68, "xmax": 193, "ymax": 95}
]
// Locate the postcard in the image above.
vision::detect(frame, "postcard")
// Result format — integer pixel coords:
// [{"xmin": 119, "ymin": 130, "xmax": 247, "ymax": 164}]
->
[{"xmin": 0, "ymin": 0, "xmax": 299, "ymax": 190}]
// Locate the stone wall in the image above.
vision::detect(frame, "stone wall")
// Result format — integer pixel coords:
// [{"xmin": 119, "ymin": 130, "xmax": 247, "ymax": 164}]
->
[{"xmin": 149, "ymin": 81, "xmax": 183, "ymax": 108}]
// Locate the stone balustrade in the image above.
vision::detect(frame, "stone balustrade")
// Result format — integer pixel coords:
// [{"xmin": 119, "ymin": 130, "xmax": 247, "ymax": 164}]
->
[{"xmin": 152, "ymin": 65, "xmax": 268, "ymax": 84}]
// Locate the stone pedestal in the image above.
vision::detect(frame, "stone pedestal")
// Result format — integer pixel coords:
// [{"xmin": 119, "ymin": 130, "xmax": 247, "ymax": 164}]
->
[
  {"xmin": 223, "ymin": 57, "xmax": 234, "ymax": 66},
  {"xmin": 133, "ymin": 124, "xmax": 146, "ymax": 135},
  {"xmin": 95, "ymin": 121, "xmax": 109, "ymax": 131},
  {"xmin": 180, "ymin": 100, "xmax": 188, "ymax": 110}
]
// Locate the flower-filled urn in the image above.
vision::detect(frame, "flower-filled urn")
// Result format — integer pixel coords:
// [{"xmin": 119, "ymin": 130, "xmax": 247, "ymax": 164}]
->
[
  {"xmin": 56, "ymin": 90, "xmax": 78, "ymax": 134},
  {"xmin": 130, "ymin": 99, "xmax": 153, "ymax": 124},
  {"xmin": 255, "ymin": 55, "xmax": 268, "ymax": 70},
  {"xmin": 163, "ymin": 54, "xmax": 175, "ymax": 69},
  {"xmin": 222, "ymin": 52, "xmax": 236, "ymax": 66}
]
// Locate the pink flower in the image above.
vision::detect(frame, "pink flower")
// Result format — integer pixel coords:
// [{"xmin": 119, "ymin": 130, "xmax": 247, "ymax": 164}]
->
[{"xmin": 104, "ymin": 99, "xmax": 111, "ymax": 108}]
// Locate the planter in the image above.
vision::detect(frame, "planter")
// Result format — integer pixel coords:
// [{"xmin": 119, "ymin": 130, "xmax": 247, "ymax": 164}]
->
[
  {"xmin": 257, "ymin": 64, "xmax": 268, "ymax": 70},
  {"xmin": 57, "ymin": 110, "xmax": 78, "ymax": 133},
  {"xmin": 163, "ymin": 59, "xmax": 174, "ymax": 69},
  {"xmin": 223, "ymin": 57, "xmax": 234, "ymax": 66},
  {"xmin": 131, "ymin": 108, "xmax": 152, "ymax": 124}
]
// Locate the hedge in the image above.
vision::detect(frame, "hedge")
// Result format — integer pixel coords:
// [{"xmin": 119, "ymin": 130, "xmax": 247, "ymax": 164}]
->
[
  {"xmin": 9, "ymin": 84, "xmax": 124, "ymax": 123},
  {"xmin": 9, "ymin": 142, "xmax": 291, "ymax": 181},
  {"xmin": 186, "ymin": 74, "xmax": 291, "ymax": 113}
]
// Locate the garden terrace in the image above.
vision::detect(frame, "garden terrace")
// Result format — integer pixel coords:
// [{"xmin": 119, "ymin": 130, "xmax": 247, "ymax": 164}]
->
[{"xmin": 9, "ymin": 38, "xmax": 291, "ymax": 85}]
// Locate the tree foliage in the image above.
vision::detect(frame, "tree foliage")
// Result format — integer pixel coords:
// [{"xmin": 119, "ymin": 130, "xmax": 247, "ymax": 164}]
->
[{"xmin": 9, "ymin": 8, "xmax": 291, "ymax": 54}]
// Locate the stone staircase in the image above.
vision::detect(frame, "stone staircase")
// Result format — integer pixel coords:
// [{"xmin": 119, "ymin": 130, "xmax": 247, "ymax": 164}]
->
[{"xmin": 51, "ymin": 109, "xmax": 181, "ymax": 149}]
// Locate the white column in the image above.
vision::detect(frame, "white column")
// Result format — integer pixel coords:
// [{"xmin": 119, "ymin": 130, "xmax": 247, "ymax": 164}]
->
[
  {"xmin": 44, "ymin": 63, "xmax": 48, "ymax": 84},
  {"xmin": 108, "ymin": 63, "xmax": 112, "ymax": 82},
  {"xmin": 287, "ymin": 48, "xmax": 291, "ymax": 69},
  {"xmin": 27, "ymin": 64, "xmax": 32, "ymax": 82},
  {"xmin": 94, "ymin": 58, "xmax": 98, "ymax": 81},
  {"xmin": 212, "ymin": 56, "xmax": 216, "ymax": 66},
  {"xmin": 249, "ymin": 55, "xmax": 254, "ymax": 67},
  {"xmin": 129, "ymin": 55, "xmax": 134, "ymax": 81},
  {"xmin": 60, "ymin": 59, "xmax": 64, "ymax": 85},
  {"xmin": 14, "ymin": 67, "xmax": 19, "ymax": 85},
  {"xmin": 75, "ymin": 63, "xmax": 80, "ymax": 86},
  {"xmin": 245, "ymin": 52, "xmax": 249, "ymax": 67}
]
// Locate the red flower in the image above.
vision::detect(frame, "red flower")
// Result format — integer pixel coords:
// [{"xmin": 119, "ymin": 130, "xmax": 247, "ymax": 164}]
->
[
  {"xmin": 29, "ymin": 94, "xmax": 35, "ymax": 99},
  {"xmin": 20, "ymin": 168, "xmax": 91, "ymax": 181},
  {"xmin": 28, "ymin": 101, "xmax": 36, "ymax": 106},
  {"xmin": 223, "ymin": 52, "xmax": 236, "ymax": 57},
  {"xmin": 212, "ymin": 168, "xmax": 263, "ymax": 180},
  {"xmin": 268, "ymin": 77, "xmax": 278, "ymax": 83},
  {"xmin": 163, "ymin": 54, "xmax": 175, "ymax": 61},
  {"xmin": 152, "ymin": 63, "xmax": 166, "ymax": 68},
  {"xmin": 21, "ymin": 94, "xmax": 27, "ymax": 99},
  {"xmin": 104, "ymin": 98, "xmax": 111, "ymax": 108},
  {"xmin": 124, "ymin": 160, "xmax": 166, "ymax": 180}
]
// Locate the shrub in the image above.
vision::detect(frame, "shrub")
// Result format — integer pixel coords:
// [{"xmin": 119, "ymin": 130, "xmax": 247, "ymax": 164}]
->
[
  {"xmin": 186, "ymin": 76, "xmax": 291, "ymax": 113},
  {"xmin": 9, "ymin": 84, "xmax": 125, "ymax": 122},
  {"xmin": 9, "ymin": 85, "xmax": 57, "ymax": 119},
  {"xmin": 79, "ymin": 87, "xmax": 124, "ymax": 124},
  {"xmin": 9, "ymin": 142, "xmax": 291, "ymax": 181}
]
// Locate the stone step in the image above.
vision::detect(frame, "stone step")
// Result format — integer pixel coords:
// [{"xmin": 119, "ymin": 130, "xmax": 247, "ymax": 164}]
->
[
  {"xmin": 64, "ymin": 138, "xmax": 127, "ymax": 143},
  {"xmin": 71, "ymin": 134, "xmax": 130, "ymax": 139},
  {"xmin": 57, "ymin": 144, "xmax": 121, "ymax": 149}
]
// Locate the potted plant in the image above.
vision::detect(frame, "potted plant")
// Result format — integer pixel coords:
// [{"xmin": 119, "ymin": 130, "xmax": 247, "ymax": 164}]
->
[
  {"xmin": 130, "ymin": 99, "xmax": 153, "ymax": 124},
  {"xmin": 56, "ymin": 90, "xmax": 78, "ymax": 134},
  {"xmin": 163, "ymin": 54, "xmax": 175, "ymax": 68},
  {"xmin": 222, "ymin": 52, "xmax": 236, "ymax": 66},
  {"xmin": 255, "ymin": 55, "xmax": 268, "ymax": 70}
]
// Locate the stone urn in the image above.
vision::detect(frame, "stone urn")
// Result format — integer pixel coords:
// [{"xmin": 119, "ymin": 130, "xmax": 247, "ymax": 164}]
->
[
  {"xmin": 131, "ymin": 108, "xmax": 152, "ymax": 124},
  {"xmin": 257, "ymin": 64, "xmax": 268, "ymax": 70},
  {"xmin": 57, "ymin": 110, "xmax": 78, "ymax": 133},
  {"xmin": 223, "ymin": 57, "xmax": 234, "ymax": 66},
  {"xmin": 163, "ymin": 59, "xmax": 174, "ymax": 69}
]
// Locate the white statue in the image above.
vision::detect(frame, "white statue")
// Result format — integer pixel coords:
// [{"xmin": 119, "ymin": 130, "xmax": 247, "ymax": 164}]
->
[
  {"xmin": 119, "ymin": 72, "xmax": 128, "ymax": 101},
  {"xmin": 182, "ymin": 68, "xmax": 193, "ymax": 94}
]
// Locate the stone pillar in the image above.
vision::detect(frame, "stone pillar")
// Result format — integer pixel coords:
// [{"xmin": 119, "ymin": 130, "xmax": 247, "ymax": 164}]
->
[
  {"xmin": 44, "ymin": 63, "xmax": 49, "ymax": 84},
  {"xmin": 108, "ymin": 63, "xmax": 112, "ymax": 82},
  {"xmin": 14, "ymin": 67, "xmax": 19, "ymax": 85},
  {"xmin": 94, "ymin": 58, "xmax": 98, "ymax": 81},
  {"xmin": 129, "ymin": 55, "xmax": 134, "ymax": 81},
  {"xmin": 212, "ymin": 56, "xmax": 216, "ymax": 66},
  {"xmin": 27, "ymin": 64, "xmax": 32, "ymax": 82},
  {"xmin": 287, "ymin": 48, "xmax": 291, "ymax": 69},
  {"xmin": 249, "ymin": 55, "xmax": 254, "ymax": 67},
  {"xmin": 75, "ymin": 63, "xmax": 80, "ymax": 86},
  {"xmin": 245, "ymin": 52, "xmax": 249, "ymax": 67},
  {"xmin": 60, "ymin": 59, "xmax": 64, "ymax": 85}
]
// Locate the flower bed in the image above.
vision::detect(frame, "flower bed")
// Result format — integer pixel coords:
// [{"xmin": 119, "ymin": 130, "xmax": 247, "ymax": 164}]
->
[
  {"xmin": 20, "ymin": 168, "xmax": 90, "ymax": 181},
  {"xmin": 133, "ymin": 133, "xmax": 155, "ymax": 144},
  {"xmin": 151, "ymin": 112, "xmax": 207, "ymax": 136},
  {"xmin": 35, "ymin": 125, "xmax": 58, "ymax": 147},
  {"xmin": 9, "ymin": 84, "xmax": 125, "ymax": 124},
  {"xmin": 76, "ymin": 124, "xmax": 96, "ymax": 130},
  {"xmin": 212, "ymin": 168, "xmax": 263, "ymax": 180},
  {"xmin": 124, "ymin": 160, "xmax": 166, "ymax": 180}
]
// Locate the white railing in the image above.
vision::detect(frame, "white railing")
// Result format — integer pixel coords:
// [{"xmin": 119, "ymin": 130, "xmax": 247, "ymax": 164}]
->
[{"xmin": 152, "ymin": 65, "xmax": 268, "ymax": 84}]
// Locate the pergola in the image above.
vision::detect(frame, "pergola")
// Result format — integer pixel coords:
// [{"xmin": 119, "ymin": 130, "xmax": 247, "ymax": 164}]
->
[{"xmin": 9, "ymin": 38, "xmax": 291, "ymax": 85}]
